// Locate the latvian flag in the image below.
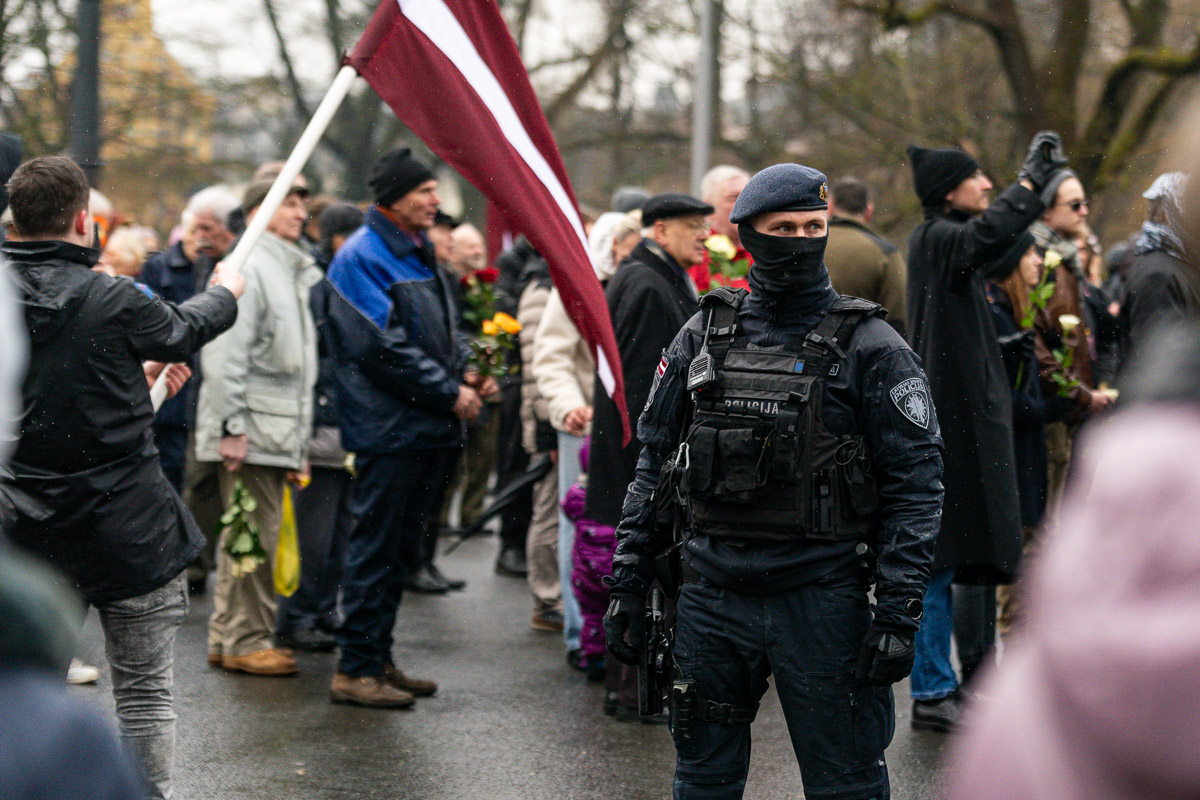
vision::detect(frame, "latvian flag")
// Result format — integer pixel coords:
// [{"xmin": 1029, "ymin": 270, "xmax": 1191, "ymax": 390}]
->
[{"xmin": 347, "ymin": 0, "xmax": 630, "ymax": 442}]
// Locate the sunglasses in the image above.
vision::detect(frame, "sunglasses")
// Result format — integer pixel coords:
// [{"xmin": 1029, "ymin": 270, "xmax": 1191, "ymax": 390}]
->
[{"xmin": 1059, "ymin": 199, "xmax": 1088, "ymax": 212}]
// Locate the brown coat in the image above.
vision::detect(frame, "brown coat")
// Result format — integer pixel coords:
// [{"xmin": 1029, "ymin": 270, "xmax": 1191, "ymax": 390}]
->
[{"xmin": 825, "ymin": 216, "xmax": 907, "ymax": 330}]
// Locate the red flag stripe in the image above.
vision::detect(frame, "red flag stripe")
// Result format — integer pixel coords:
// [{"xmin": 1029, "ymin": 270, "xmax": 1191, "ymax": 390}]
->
[{"xmin": 347, "ymin": 0, "xmax": 631, "ymax": 443}]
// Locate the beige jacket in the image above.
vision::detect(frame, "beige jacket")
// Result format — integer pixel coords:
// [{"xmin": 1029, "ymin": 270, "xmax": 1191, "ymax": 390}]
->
[
  {"xmin": 518, "ymin": 280, "xmax": 553, "ymax": 454},
  {"xmin": 532, "ymin": 287, "xmax": 595, "ymax": 434},
  {"xmin": 195, "ymin": 232, "xmax": 321, "ymax": 470}
]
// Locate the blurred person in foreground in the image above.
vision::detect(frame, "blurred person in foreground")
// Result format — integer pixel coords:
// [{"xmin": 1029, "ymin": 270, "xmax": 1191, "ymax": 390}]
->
[
  {"xmin": 274, "ymin": 203, "xmax": 364, "ymax": 653},
  {"xmin": 825, "ymin": 176, "xmax": 907, "ymax": 334},
  {"xmin": 321, "ymin": 147, "xmax": 493, "ymax": 708},
  {"xmin": 951, "ymin": 323, "xmax": 1200, "ymax": 800},
  {"xmin": 904, "ymin": 133, "xmax": 1067, "ymax": 730},
  {"xmin": 196, "ymin": 179, "xmax": 320, "ymax": 678},
  {"xmin": 0, "ymin": 155, "xmax": 243, "ymax": 799}
]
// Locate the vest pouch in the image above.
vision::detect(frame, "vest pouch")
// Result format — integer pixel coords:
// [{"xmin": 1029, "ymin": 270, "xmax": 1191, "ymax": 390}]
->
[
  {"xmin": 717, "ymin": 428, "xmax": 759, "ymax": 495},
  {"xmin": 683, "ymin": 425, "xmax": 717, "ymax": 496}
]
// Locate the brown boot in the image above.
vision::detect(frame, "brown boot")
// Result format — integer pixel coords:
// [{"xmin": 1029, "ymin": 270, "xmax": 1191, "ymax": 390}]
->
[
  {"xmin": 383, "ymin": 663, "xmax": 437, "ymax": 697},
  {"xmin": 207, "ymin": 652, "xmax": 222, "ymax": 667},
  {"xmin": 330, "ymin": 672, "xmax": 415, "ymax": 708},
  {"xmin": 221, "ymin": 648, "xmax": 298, "ymax": 676}
]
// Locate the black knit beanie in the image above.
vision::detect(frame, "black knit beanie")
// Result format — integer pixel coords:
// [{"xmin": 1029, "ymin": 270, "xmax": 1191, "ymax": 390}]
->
[
  {"xmin": 907, "ymin": 144, "xmax": 980, "ymax": 207},
  {"xmin": 982, "ymin": 229, "xmax": 1036, "ymax": 281},
  {"xmin": 369, "ymin": 147, "xmax": 436, "ymax": 206}
]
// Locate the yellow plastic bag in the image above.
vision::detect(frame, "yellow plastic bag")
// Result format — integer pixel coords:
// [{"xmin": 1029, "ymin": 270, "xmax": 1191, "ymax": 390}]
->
[{"xmin": 275, "ymin": 487, "xmax": 301, "ymax": 597}]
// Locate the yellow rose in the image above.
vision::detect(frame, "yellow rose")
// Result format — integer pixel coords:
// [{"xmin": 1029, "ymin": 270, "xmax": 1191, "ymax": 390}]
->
[
  {"xmin": 493, "ymin": 312, "xmax": 523, "ymax": 335},
  {"xmin": 1058, "ymin": 314, "xmax": 1081, "ymax": 336},
  {"xmin": 1043, "ymin": 249, "xmax": 1063, "ymax": 270},
  {"xmin": 482, "ymin": 320, "xmax": 500, "ymax": 336},
  {"xmin": 705, "ymin": 234, "xmax": 736, "ymax": 260}
]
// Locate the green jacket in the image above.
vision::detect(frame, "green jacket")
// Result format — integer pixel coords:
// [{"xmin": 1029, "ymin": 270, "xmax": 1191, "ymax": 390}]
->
[{"xmin": 825, "ymin": 216, "xmax": 907, "ymax": 331}]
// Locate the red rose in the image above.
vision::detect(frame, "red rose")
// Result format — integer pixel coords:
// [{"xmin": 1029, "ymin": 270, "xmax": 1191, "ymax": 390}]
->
[{"xmin": 475, "ymin": 267, "xmax": 500, "ymax": 284}]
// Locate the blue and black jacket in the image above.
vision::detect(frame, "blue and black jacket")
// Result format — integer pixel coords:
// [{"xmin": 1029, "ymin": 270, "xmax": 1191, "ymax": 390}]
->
[{"xmin": 321, "ymin": 208, "xmax": 471, "ymax": 454}]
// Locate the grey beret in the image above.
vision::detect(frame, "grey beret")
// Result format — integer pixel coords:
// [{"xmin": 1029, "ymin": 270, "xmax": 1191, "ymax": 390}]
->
[{"xmin": 728, "ymin": 164, "xmax": 829, "ymax": 224}]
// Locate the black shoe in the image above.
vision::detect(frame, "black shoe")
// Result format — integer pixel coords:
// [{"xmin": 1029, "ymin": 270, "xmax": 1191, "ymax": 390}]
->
[
  {"xmin": 404, "ymin": 565, "xmax": 449, "ymax": 594},
  {"xmin": 427, "ymin": 563, "xmax": 466, "ymax": 591},
  {"xmin": 912, "ymin": 691, "xmax": 962, "ymax": 733},
  {"xmin": 566, "ymin": 648, "xmax": 587, "ymax": 672},
  {"xmin": 585, "ymin": 656, "xmax": 607, "ymax": 683},
  {"xmin": 602, "ymin": 690, "xmax": 619, "ymax": 717},
  {"xmin": 494, "ymin": 546, "xmax": 528, "ymax": 577},
  {"xmin": 276, "ymin": 628, "xmax": 338, "ymax": 653}
]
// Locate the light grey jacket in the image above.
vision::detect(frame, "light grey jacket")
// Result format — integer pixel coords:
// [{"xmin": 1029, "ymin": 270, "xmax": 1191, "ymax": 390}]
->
[{"xmin": 195, "ymin": 232, "xmax": 321, "ymax": 470}]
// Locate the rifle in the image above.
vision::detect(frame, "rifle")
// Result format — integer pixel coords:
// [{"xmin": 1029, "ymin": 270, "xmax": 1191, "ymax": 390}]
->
[{"xmin": 638, "ymin": 586, "xmax": 671, "ymax": 717}]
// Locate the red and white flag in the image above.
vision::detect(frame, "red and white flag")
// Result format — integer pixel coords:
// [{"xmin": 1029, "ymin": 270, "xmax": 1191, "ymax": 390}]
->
[{"xmin": 347, "ymin": 0, "xmax": 630, "ymax": 442}]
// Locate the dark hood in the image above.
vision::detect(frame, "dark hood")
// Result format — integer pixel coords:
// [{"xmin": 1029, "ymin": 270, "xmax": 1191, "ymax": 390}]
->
[{"xmin": 2, "ymin": 240, "xmax": 101, "ymax": 345}]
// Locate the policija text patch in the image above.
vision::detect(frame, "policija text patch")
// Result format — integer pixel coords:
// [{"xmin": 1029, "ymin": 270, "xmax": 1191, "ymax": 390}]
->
[{"xmin": 889, "ymin": 377, "xmax": 931, "ymax": 429}]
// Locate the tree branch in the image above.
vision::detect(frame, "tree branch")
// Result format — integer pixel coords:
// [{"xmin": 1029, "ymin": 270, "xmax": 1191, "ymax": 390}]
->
[
  {"xmin": 839, "ymin": 0, "xmax": 1002, "ymax": 32},
  {"xmin": 262, "ymin": 0, "xmax": 312, "ymax": 121},
  {"xmin": 323, "ymin": 0, "xmax": 346, "ymax": 65},
  {"xmin": 543, "ymin": 0, "xmax": 634, "ymax": 124}
]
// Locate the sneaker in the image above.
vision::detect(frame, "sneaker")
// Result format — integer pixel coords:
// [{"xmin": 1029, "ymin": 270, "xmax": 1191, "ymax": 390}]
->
[
  {"xmin": 382, "ymin": 663, "xmax": 437, "ymax": 697},
  {"xmin": 221, "ymin": 648, "xmax": 298, "ymax": 677},
  {"xmin": 66, "ymin": 659, "xmax": 100, "ymax": 685},
  {"xmin": 532, "ymin": 609, "xmax": 565, "ymax": 632},
  {"xmin": 494, "ymin": 546, "xmax": 528, "ymax": 577},
  {"xmin": 912, "ymin": 690, "xmax": 962, "ymax": 732},
  {"xmin": 330, "ymin": 672, "xmax": 415, "ymax": 709}
]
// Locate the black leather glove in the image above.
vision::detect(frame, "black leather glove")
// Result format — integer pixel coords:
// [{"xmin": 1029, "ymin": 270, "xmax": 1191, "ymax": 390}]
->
[
  {"xmin": 1018, "ymin": 130, "xmax": 1070, "ymax": 202},
  {"xmin": 855, "ymin": 626, "xmax": 915, "ymax": 686},
  {"xmin": 997, "ymin": 328, "xmax": 1036, "ymax": 386},
  {"xmin": 604, "ymin": 592, "xmax": 646, "ymax": 665}
]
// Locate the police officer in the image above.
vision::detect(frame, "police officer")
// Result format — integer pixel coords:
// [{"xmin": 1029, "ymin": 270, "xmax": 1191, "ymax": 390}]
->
[{"xmin": 604, "ymin": 164, "xmax": 945, "ymax": 800}]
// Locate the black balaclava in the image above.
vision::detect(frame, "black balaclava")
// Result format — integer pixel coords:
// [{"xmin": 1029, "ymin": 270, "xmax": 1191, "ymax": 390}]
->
[{"xmin": 740, "ymin": 222, "xmax": 836, "ymax": 317}]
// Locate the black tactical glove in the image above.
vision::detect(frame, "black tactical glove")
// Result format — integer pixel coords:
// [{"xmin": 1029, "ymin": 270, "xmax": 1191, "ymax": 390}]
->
[
  {"xmin": 855, "ymin": 626, "xmax": 915, "ymax": 686},
  {"xmin": 604, "ymin": 592, "xmax": 646, "ymax": 666},
  {"xmin": 997, "ymin": 328, "xmax": 1036, "ymax": 387},
  {"xmin": 1018, "ymin": 130, "xmax": 1070, "ymax": 203}
]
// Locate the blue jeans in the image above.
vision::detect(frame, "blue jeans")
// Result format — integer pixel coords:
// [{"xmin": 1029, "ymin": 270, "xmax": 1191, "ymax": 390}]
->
[
  {"xmin": 336, "ymin": 449, "xmax": 453, "ymax": 677},
  {"xmin": 556, "ymin": 430, "xmax": 583, "ymax": 652},
  {"xmin": 672, "ymin": 575, "xmax": 892, "ymax": 800},
  {"xmin": 909, "ymin": 567, "xmax": 958, "ymax": 701}
]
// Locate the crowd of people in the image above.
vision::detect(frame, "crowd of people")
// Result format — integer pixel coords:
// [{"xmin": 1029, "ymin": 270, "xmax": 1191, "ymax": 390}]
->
[{"xmin": 0, "ymin": 120, "xmax": 1196, "ymax": 799}]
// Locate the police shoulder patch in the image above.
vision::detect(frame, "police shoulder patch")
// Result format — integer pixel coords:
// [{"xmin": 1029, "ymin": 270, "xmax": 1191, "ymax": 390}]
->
[{"xmin": 889, "ymin": 377, "xmax": 931, "ymax": 430}]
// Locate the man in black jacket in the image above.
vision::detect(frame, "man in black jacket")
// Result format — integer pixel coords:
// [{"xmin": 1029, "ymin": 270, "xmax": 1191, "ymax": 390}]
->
[
  {"xmin": 0, "ymin": 156, "xmax": 243, "ymax": 799},
  {"xmin": 904, "ymin": 133, "xmax": 1067, "ymax": 731}
]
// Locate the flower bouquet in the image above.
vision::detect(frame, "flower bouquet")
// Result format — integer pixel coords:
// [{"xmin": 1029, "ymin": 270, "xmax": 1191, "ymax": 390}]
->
[
  {"xmin": 221, "ymin": 477, "xmax": 267, "ymax": 578},
  {"xmin": 1018, "ymin": 249, "xmax": 1079, "ymax": 398},
  {"xmin": 702, "ymin": 234, "xmax": 751, "ymax": 292},
  {"xmin": 460, "ymin": 267, "xmax": 521, "ymax": 379}
]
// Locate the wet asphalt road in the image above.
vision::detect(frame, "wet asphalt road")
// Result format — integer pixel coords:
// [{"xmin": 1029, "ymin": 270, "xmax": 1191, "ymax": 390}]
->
[{"xmin": 71, "ymin": 535, "xmax": 953, "ymax": 799}]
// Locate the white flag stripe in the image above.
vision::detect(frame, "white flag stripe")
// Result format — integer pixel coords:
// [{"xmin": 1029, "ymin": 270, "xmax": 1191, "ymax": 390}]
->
[
  {"xmin": 596, "ymin": 347, "xmax": 616, "ymax": 396},
  {"xmin": 397, "ymin": 0, "xmax": 590, "ymax": 256}
]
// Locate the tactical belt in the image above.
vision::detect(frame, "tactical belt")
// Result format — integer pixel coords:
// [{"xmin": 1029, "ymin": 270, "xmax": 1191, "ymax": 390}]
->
[{"xmin": 696, "ymin": 699, "xmax": 759, "ymax": 725}]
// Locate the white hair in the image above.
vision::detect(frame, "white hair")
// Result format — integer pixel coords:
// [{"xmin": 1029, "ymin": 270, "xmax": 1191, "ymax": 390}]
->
[
  {"xmin": 183, "ymin": 185, "xmax": 240, "ymax": 228},
  {"xmin": 700, "ymin": 165, "xmax": 750, "ymax": 204}
]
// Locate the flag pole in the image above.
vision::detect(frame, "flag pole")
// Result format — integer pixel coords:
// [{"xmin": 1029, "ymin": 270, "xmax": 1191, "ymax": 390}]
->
[
  {"xmin": 221, "ymin": 64, "xmax": 359, "ymax": 276},
  {"xmin": 151, "ymin": 64, "xmax": 358, "ymax": 411}
]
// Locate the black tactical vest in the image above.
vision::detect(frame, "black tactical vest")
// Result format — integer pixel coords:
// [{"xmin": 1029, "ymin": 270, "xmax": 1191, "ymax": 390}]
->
[{"xmin": 680, "ymin": 289, "xmax": 883, "ymax": 543}]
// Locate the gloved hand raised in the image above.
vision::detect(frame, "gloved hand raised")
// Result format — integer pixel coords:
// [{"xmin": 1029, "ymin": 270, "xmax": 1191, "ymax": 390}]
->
[
  {"xmin": 855, "ymin": 625, "xmax": 915, "ymax": 686},
  {"xmin": 604, "ymin": 592, "xmax": 646, "ymax": 666},
  {"xmin": 1018, "ymin": 130, "xmax": 1070, "ymax": 203}
]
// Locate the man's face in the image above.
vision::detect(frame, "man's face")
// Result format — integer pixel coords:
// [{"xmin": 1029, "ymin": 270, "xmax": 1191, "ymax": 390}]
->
[
  {"xmin": 944, "ymin": 170, "xmax": 993, "ymax": 215},
  {"xmin": 388, "ymin": 179, "xmax": 441, "ymax": 234},
  {"xmin": 264, "ymin": 193, "xmax": 308, "ymax": 243},
  {"xmin": 750, "ymin": 209, "xmax": 828, "ymax": 238},
  {"xmin": 1042, "ymin": 177, "xmax": 1088, "ymax": 236},
  {"xmin": 192, "ymin": 211, "xmax": 234, "ymax": 258},
  {"xmin": 428, "ymin": 224, "xmax": 453, "ymax": 264},
  {"xmin": 708, "ymin": 175, "xmax": 747, "ymax": 239},
  {"xmin": 654, "ymin": 214, "xmax": 709, "ymax": 268},
  {"xmin": 450, "ymin": 229, "xmax": 486, "ymax": 277}
]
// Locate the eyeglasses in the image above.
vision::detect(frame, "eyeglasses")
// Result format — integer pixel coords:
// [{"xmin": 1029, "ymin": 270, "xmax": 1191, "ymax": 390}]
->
[{"xmin": 1058, "ymin": 199, "xmax": 1088, "ymax": 212}]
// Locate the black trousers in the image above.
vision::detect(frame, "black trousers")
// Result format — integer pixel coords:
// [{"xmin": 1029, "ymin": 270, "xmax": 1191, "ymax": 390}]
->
[
  {"xmin": 952, "ymin": 583, "xmax": 996, "ymax": 686},
  {"xmin": 495, "ymin": 381, "xmax": 531, "ymax": 553},
  {"xmin": 671, "ymin": 574, "xmax": 892, "ymax": 800},
  {"xmin": 276, "ymin": 466, "xmax": 353, "ymax": 635}
]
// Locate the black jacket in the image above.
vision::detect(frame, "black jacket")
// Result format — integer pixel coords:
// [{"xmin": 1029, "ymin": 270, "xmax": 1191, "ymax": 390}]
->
[
  {"xmin": 905, "ymin": 184, "xmax": 1043, "ymax": 583},
  {"xmin": 609, "ymin": 288, "xmax": 944, "ymax": 631},
  {"xmin": 585, "ymin": 240, "xmax": 699, "ymax": 526},
  {"xmin": 0, "ymin": 240, "xmax": 237, "ymax": 603},
  {"xmin": 1118, "ymin": 248, "xmax": 1200, "ymax": 371}
]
